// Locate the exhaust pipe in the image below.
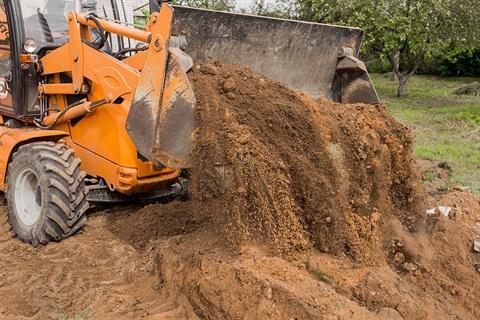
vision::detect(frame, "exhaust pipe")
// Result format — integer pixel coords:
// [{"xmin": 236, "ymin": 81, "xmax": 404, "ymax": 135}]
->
[{"xmin": 74, "ymin": 0, "xmax": 82, "ymax": 12}]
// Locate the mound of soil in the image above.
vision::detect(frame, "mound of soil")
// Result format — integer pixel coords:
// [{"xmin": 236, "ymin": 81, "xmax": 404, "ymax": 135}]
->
[
  {"xmin": 452, "ymin": 81, "xmax": 480, "ymax": 96},
  {"xmin": 0, "ymin": 62, "xmax": 479, "ymax": 320},
  {"xmin": 189, "ymin": 61, "xmax": 424, "ymax": 261},
  {"xmin": 462, "ymin": 128, "xmax": 480, "ymax": 143}
]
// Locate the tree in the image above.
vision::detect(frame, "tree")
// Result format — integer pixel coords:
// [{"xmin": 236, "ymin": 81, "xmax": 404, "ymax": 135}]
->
[
  {"xmin": 275, "ymin": 0, "xmax": 480, "ymax": 96},
  {"xmin": 247, "ymin": 0, "xmax": 281, "ymax": 16},
  {"xmin": 173, "ymin": 0, "xmax": 236, "ymax": 11}
]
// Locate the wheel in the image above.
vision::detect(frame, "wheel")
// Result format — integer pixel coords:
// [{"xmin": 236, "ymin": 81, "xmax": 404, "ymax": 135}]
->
[{"xmin": 6, "ymin": 142, "xmax": 89, "ymax": 246}]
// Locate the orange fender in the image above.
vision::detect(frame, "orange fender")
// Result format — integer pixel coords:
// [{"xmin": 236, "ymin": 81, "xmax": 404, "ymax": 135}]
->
[{"xmin": 0, "ymin": 127, "xmax": 68, "ymax": 191}]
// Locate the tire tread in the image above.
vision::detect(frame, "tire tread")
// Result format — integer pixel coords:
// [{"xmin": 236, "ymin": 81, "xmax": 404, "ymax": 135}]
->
[{"xmin": 6, "ymin": 142, "xmax": 89, "ymax": 246}]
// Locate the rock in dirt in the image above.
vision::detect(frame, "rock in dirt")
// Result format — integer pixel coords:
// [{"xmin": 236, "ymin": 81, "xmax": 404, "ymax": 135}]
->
[{"xmin": 222, "ymin": 78, "xmax": 237, "ymax": 92}]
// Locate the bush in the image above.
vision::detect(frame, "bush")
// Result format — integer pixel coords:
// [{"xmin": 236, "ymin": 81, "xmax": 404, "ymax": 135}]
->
[
  {"xmin": 439, "ymin": 48, "xmax": 480, "ymax": 77},
  {"xmin": 366, "ymin": 57, "xmax": 392, "ymax": 74}
]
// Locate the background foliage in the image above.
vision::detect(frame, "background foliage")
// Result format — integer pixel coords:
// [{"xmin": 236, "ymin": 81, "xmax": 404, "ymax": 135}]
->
[
  {"xmin": 245, "ymin": 0, "xmax": 480, "ymax": 96},
  {"xmin": 173, "ymin": 0, "xmax": 236, "ymax": 11}
]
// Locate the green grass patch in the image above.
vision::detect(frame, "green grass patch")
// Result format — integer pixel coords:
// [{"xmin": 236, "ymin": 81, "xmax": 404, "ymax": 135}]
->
[
  {"xmin": 306, "ymin": 258, "xmax": 332, "ymax": 284},
  {"xmin": 58, "ymin": 309, "xmax": 91, "ymax": 320},
  {"xmin": 371, "ymin": 74, "xmax": 480, "ymax": 197}
]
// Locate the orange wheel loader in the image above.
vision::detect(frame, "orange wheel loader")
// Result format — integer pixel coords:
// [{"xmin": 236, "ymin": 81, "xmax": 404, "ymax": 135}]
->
[
  {"xmin": 0, "ymin": 0, "xmax": 195, "ymax": 245},
  {"xmin": 0, "ymin": 0, "xmax": 378, "ymax": 246}
]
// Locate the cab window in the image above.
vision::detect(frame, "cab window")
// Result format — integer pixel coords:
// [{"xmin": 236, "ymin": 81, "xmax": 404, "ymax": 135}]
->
[{"xmin": 0, "ymin": 0, "xmax": 13, "ymax": 110}]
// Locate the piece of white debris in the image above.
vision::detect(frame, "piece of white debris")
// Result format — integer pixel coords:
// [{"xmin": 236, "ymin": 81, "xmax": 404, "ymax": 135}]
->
[
  {"xmin": 426, "ymin": 206, "xmax": 451, "ymax": 217},
  {"xmin": 474, "ymin": 235, "xmax": 480, "ymax": 253}
]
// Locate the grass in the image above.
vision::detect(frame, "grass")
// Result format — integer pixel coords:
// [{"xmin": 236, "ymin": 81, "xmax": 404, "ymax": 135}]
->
[
  {"xmin": 307, "ymin": 258, "xmax": 332, "ymax": 284},
  {"xmin": 59, "ymin": 309, "xmax": 91, "ymax": 320},
  {"xmin": 473, "ymin": 259, "xmax": 480, "ymax": 273},
  {"xmin": 371, "ymin": 74, "xmax": 480, "ymax": 198}
]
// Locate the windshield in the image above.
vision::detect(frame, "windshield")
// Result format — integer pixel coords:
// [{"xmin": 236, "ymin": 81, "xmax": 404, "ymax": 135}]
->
[
  {"xmin": 20, "ymin": 0, "xmax": 75, "ymax": 48},
  {"xmin": 19, "ymin": 0, "xmax": 133, "ymax": 52}
]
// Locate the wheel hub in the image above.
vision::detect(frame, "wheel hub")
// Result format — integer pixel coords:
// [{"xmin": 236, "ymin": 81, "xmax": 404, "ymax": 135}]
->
[{"xmin": 15, "ymin": 168, "xmax": 42, "ymax": 226}]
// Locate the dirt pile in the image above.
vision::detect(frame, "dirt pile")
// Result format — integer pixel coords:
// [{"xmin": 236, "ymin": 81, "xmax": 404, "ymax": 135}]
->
[
  {"xmin": 189, "ymin": 61, "xmax": 424, "ymax": 262},
  {"xmin": 0, "ymin": 62, "xmax": 479, "ymax": 320},
  {"xmin": 453, "ymin": 81, "xmax": 480, "ymax": 96}
]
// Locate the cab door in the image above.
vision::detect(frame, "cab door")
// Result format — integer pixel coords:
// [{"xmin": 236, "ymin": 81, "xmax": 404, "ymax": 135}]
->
[
  {"xmin": 0, "ymin": 0, "xmax": 37, "ymax": 119},
  {"xmin": 0, "ymin": 0, "xmax": 14, "ymax": 115}
]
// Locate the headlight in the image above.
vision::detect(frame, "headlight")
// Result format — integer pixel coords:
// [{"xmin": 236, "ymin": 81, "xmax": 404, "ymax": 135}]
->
[{"xmin": 23, "ymin": 39, "xmax": 37, "ymax": 53}]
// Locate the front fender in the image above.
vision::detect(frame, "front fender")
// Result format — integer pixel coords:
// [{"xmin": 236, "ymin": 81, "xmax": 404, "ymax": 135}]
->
[{"xmin": 0, "ymin": 127, "xmax": 69, "ymax": 190}]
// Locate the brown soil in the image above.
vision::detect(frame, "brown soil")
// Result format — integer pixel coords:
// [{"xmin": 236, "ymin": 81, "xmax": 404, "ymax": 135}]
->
[
  {"xmin": 416, "ymin": 159, "xmax": 452, "ymax": 201},
  {"xmin": 0, "ymin": 63, "xmax": 479, "ymax": 319}
]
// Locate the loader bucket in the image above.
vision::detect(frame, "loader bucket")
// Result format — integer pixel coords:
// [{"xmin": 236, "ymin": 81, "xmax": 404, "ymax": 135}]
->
[
  {"xmin": 171, "ymin": 6, "xmax": 379, "ymax": 104},
  {"xmin": 126, "ymin": 6, "xmax": 196, "ymax": 170},
  {"xmin": 127, "ymin": 49, "xmax": 196, "ymax": 169}
]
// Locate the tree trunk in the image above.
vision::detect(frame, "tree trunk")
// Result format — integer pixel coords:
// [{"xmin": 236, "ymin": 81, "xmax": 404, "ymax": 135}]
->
[
  {"xmin": 397, "ymin": 77, "xmax": 408, "ymax": 97},
  {"xmin": 396, "ymin": 58, "xmax": 423, "ymax": 97},
  {"xmin": 387, "ymin": 51, "xmax": 423, "ymax": 97}
]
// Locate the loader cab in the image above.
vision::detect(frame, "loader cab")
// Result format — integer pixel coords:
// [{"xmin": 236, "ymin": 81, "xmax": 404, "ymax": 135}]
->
[
  {"xmin": 0, "ymin": 0, "xmax": 97, "ymax": 120},
  {"xmin": 0, "ymin": 0, "xmax": 131, "ymax": 121},
  {"xmin": 0, "ymin": 0, "xmax": 65, "ymax": 119}
]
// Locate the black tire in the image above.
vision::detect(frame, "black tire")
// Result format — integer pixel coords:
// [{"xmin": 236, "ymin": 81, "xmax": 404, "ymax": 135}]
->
[{"xmin": 6, "ymin": 142, "xmax": 89, "ymax": 246}]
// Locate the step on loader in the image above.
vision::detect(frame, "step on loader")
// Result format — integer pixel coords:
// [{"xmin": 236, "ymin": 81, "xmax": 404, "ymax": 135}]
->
[{"xmin": 0, "ymin": 0, "xmax": 378, "ymax": 245}]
